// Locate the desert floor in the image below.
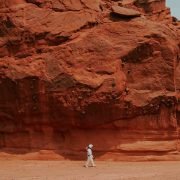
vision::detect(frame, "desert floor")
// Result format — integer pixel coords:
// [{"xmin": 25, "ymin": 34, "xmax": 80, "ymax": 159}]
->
[{"xmin": 0, "ymin": 160, "xmax": 180, "ymax": 180}]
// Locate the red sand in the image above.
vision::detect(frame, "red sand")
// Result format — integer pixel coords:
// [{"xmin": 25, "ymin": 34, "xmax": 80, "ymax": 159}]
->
[{"xmin": 0, "ymin": 160, "xmax": 180, "ymax": 180}]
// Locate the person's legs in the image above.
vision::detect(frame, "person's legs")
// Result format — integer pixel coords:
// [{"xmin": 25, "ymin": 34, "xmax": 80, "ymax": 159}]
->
[
  {"xmin": 90, "ymin": 156, "xmax": 96, "ymax": 167},
  {"xmin": 85, "ymin": 157, "xmax": 90, "ymax": 167}
]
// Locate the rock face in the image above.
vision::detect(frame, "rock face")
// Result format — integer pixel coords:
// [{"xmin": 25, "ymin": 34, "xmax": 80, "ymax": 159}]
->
[
  {"xmin": 134, "ymin": 0, "xmax": 172, "ymax": 22},
  {"xmin": 0, "ymin": 0, "xmax": 179, "ymax": 160}
]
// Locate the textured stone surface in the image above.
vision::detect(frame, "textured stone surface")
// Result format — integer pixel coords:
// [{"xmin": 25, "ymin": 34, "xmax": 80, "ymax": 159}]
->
[
  {"xmin": 0, "ymin": 0, "xmax": 179, "ymax": 160},
  {"xmin": 111, "ymin": 6, "xmax": 141, "ymax": 17},
  {"xmin": 134, "ymin": 0, "xmax": 171, "ymax": 22}
]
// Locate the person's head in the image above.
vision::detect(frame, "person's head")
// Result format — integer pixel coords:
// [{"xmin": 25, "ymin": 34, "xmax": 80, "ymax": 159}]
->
[{"xmin": 88, "ymin": 144, "xmax": 93, "ymax": 148}]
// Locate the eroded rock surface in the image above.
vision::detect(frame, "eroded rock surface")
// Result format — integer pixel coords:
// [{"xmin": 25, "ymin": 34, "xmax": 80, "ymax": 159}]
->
[
  {"xmin": 111, "ymin": 5, "xmax": 141, "ymax": 18},
  {"xmin": 0, "ymin": 0, "xmax": 179, "ymax": 160}
]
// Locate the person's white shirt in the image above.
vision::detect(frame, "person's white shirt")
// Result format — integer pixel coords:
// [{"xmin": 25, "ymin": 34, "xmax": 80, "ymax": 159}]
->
[{"xmin": 87, "ymin": 148, "xmax": 92, "ymax": 156}]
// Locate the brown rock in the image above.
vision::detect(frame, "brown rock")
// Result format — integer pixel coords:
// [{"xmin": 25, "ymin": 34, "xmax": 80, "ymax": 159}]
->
[
  {"xmin": 112, "ymin": 5, "xmax": 141, "ymax": 17},
  {"xmin": 134, "ymin": 0, "xmax": 172, "ymax": 22}
]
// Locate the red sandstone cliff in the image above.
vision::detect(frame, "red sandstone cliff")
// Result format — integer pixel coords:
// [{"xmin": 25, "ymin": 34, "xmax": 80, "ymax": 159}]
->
[{"xmin": 0, "ymin": 0, "xmax": 179, "ymax": 160}]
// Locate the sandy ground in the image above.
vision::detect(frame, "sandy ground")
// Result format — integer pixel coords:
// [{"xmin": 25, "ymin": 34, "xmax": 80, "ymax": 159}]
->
[{"xmin": 0, "ymin": 160, "xmax": 180, "ymax": 180}]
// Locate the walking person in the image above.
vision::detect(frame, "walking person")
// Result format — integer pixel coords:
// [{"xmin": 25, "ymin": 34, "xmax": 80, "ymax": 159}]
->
[{"xmin": 85, "ymin": 144, "xmax": 96, "ymax": 168}]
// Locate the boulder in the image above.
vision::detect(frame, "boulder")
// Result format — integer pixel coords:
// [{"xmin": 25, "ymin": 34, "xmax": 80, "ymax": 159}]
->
[{"xmin": 112, "ymin": 5, "xmax": 141, "ymax": 17}]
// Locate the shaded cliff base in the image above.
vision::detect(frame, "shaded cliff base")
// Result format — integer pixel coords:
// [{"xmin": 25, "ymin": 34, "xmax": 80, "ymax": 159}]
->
[
  {"xmin": 1, "ymin": 148, "xmax": 180, "ymax": 161},
  {"xmin": 1, "ymin": 128, "xmax": 180, "ymax": 161}
]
